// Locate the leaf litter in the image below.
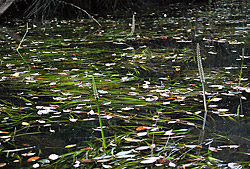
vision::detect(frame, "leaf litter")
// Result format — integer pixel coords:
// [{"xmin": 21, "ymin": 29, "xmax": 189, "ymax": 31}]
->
[{"xmin": 0, "ymin": 0, "xmax": 250, "ymax": 168}]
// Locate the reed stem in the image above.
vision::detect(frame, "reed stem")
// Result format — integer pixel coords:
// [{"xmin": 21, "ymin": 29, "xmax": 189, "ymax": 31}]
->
[
  {"xmin": 92, "ymin": 76, "xmax": 106, "ymax": 150},
  {"xmin": 17, "ymin": 23, "xmax": 29, "ymax": 69},
  {"xmin": 196, "ymin": 43, "xmax": 208, "ymax": 130},
  {"xmin": 238, "ymin": 48, "xmax": 244, "ymax": 86},
  {"xmin": 129, "ymin": 12, "xmax": 136, "ymax": 36}
]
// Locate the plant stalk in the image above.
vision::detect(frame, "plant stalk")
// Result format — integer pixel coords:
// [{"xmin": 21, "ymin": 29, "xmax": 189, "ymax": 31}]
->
[
  {"xmin": 196, "ymin": 43, "xmax": 208, "ymax": 130},
  {"xmin": 17, "ymin": 23, "xmax": 30, "ymax": 70},
  {"xmin": 92, "ymin": 76, "xmax": 106, "ymax": 150}
]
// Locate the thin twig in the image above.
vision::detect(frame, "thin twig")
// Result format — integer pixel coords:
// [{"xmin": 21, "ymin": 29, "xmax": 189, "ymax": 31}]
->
[{"xmin": 58, "ymin": 0, "xmax": 102, "ymax": 27}]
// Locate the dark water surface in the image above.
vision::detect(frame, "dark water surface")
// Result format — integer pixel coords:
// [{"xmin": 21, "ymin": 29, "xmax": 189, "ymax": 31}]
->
[{"xmin": 0, "ymin": 0, "xmax": 250, "ymax": 168}]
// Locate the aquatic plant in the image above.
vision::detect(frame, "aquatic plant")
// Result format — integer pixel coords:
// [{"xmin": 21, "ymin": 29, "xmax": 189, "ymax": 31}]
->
[
  {"xmin": 129, "ymin": 12, "xmax": 136, "ymax": 36},
  {"xmin": 1, "ymin": 0, "xmax": 250, "ymax": 168},
  {"xmin": 238, "ymin": 48, "xmax": 244, "ymax": 86},
  {"xmin": 92, "ymin": 76, "xmax": 106, "ymax": 150},
  {"xmin": 196, "ymin": 43, "xmax": 207, "ymax": 131},
  {"xmin": 237, "ymin": 48, "xmax": 244, "ymax": 117},
  {"xmin": 16, "ymin": 22, "xmax": 29, "ymax": 69}
]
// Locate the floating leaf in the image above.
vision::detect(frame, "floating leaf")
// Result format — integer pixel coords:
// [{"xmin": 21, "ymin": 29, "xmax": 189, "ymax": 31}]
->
[
  {"xmin": 97, "ymin": 159, "xmax": 111, "ymax": 163},
  {"xmin": 32, "ymin": 163, "xmax": 40, "ymax": 168},
  {"xmin": 219, "ymin": 145, "xmax": 239, "ymax": 149},
  {"xmin": 149, "ymin": 144, "xmax": 156, "ymax": 149},
  {"xmin": 228, "ymin": 163, "xmax": 241, "ymax": 169},
  {"xmin": 69, "ymin": 118, "xmax": 78, "ymax": 122},
  {"xmin": 169, "ymin": 162, "xmax": 177, "ymax": 167},
  {"xmin": 136, "ymin": 126, "xmax": 151, "ymax": 131},
  {"xmin": 27, "ymin": 156, "xmax": 40, "ymax": 162},
  {"xmin": 217, "ymin": 109, "xmax": 229, "ymax": 112},
  {"xmin": 22, "ymin": 122, "xmax": 30, "ymax": 126},
  {"xmin": 137, "ymin": 132, "xmax": 147, "ymax": 137},
  {"xmin": 209, "ymin": 85, "xmax": 225, "ymax": 89},
  {"xmin": 48, "ymin": 154, "xmax": 59, "ymax": 160},
  {"xmin": 164, "ymin": 130, "xmax": 174, "ymax": 136},
  {"xmin": 0, "ymin": 136, "xmax": 11, "ymax": 139},
  {"xmin": 21, "ymin": 152, "xmax": 36, "ymax": 157},
  {"xmin": 135, "ymin": 146, "xmax": 150, "ymax": 151},
  {"xmin": 0, "ymin": 163, "xmax": 7, "ymax": 168},
  {"xmin": 140, "ymin": 157, "xmax": 159, "ymax": 164},
  {"xmin": 103, "ymin": 101, "xmax": 111, "ymax": 105},
  {"xmin": 209, "ymin": 147, "xmax": 218, "ymax": 152},
  {"xmin": 211, "ymin": 98, "xmax": 222, "ymax": 102},
  {"xmin": 80, "ymin": 159, "xmax": 95, "ymax": 163},
  {"xmin": 73, "ymin": 160, "xmax": 80, "ymax": 168},
  {"xmin": 184, "ymin": 145, "xmax": 200, "ymax": 149},
  {"xmin": 80, "ymin": 147, "xmax": 92, "ymax": 151},
  {"xmin": 116, "ymin": 149, "xmax": 137, "ymax": 156},
  {"xmin": 121, "ymin": 107, "xmax": 134, "ymax": 111},
  {"xmin": 98, "ymin": 90, "xmax": 108, "ymax": 94},
  {"xmin": 102, "ymin": 164, "xmax": 112, "ymax": 168},
  {"xmin": 0, "ymin": 131, "xmax": 9, "ymax": 134}
]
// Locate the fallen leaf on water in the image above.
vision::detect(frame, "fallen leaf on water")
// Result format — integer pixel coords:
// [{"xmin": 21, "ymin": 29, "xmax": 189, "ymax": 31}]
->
[
  {"xmin": 0, "ymin": 163, "xmax": 7, "ymax": 168},
  {"xmin": 136, "ymin": 126, "xmax": 151, "ymax": 131},
  {"xmin": 80, "ymin": 147, "xmax": 92, "ymax": 151},
  {"xmin": 97, "ymin": 159, "xmax": 111, "ymax": 162},
  {"xmin": 217, "ymin": 109, "xmax": 229, "ymax": 112},
  {"xmin": 184, "ymin": 145, "xmax": 200, "ymax": 149},
  {"xmin": 141, "ymin": 159, "xmax": 157, "ymax": 164},
  {"xmin": 27, "ymin": 156, "xmax": 40, "ymax": 162},
  {"xmin": 228, "ymin": 162, "xmax": 241, "ymax": 169},
  {"xmin": 186, "ymin": 122, "xmax": 195, "ymax": 126},
  {"xmin": 169, "ymin": 161, "xmax": 177, "ymax": 167},
  {"xmin": 135, "ymin": 146, "xmax": 150, "ymax": 151},
  {"xmin": 124, "ymin": 138, "xmax": 143, "ymax": 142},
  {"xmin": 140, "ymin": 157, "xmax": 160, "ymax": 164},
  {"xmin": 219, "ymin": 145, "xmax": 239, "ymax": 149},
  {"xmin": 22, "ymin": 122, "xmax": 30, "ymax": 126},
  {"xmin": 69, "ymin": 118, "xmax": 78, "ymax": 122},
  {"xmin": 164, "ymin": 130, "xmax": 175, "ymax": 136},
  {"xmin": 48, "ymin": 154, "xmax": 59, "ymax": 160},
  {"xmin": 149, "ymin": 144, "xmax": 156, "ymax": 149},
  {"xmin": 21, "ymin": 151, "xmax": 36, "ymax": 156},
  {"xmin": 33, "ymin": 163, "xmax": 40, "ymax": 168},
  {"xmin": 209, "ymin": 85, "xmax": 225, "ymax": 89},
  {"xmin": 137, "ymin": 132, "xmax": 147, "ymax": 137},
  {"xmin": 102, "ymin": 164, "xmax": 112, "ymax": 168},
  {"xmin": 209, "ymin": 147, "xmax": 218, "ymax": 152},
  {"xmin": 211, "ymin": 98, "xmax": 222, "ymax": 102},
  {"xmin": 80, "ymin": 159, "xmax": 95, "ymax": 163},
  {"xmin": 116, "ymin": 149, "xmax": 137, "ymax": 157}
]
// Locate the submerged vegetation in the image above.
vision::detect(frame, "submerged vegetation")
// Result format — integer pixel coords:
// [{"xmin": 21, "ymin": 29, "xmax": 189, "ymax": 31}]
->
[{"xmin": 0, "ymin": 0, "xmax": 250, "ymax": 168}]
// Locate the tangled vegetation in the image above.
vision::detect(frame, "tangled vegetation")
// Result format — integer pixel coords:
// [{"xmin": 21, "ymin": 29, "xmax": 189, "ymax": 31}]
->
[{"xmin": 0, "ymin": 0, "xmax": 250, "ymax": 168}]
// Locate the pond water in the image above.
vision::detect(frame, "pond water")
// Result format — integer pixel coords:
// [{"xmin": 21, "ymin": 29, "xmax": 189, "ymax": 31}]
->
[{"xmin": 0, "ymin": 0, "xmax": 250, "ymax": 168}]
